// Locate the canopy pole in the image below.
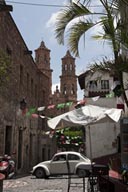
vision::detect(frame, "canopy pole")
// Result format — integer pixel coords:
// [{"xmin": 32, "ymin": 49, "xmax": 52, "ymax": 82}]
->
[{"xmin": 88, "ymin": 125, "xmax": 92, "ymax": 162}]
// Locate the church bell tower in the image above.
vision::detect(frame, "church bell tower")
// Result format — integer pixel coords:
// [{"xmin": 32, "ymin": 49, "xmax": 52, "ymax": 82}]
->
[
  {"xmin": 60, "ymin": 50, "xmax": 77, "ymax": 102},
  {"xmin": 35, "ymin": 41, "xmax": 53, "ymax": 94}
]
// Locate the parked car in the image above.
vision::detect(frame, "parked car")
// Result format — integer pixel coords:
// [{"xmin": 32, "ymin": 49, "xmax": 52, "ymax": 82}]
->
[{"xmin": 31, "ymin": 151, "xmax": 92, "ymax": 178}]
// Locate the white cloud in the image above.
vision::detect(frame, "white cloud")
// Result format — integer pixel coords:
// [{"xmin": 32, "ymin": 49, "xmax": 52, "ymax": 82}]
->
[
  {"xmin": 46, "ymin": 12, "xmax": 59, "ymax": 29},
  {"xmin": 44, "ymin": 12, "xmax": 61, "ymax": 45}
]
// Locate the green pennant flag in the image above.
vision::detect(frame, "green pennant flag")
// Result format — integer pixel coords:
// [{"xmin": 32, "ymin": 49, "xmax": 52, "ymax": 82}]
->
[
  {"xmin": 26, "ymin": 107, "xmax": 37, "ymax": 116},
  {"xmin": 29, "ymin": 107, "xmax": 37, "ymax": 114},
  {"xmin": 106, "ymin": 92, "xmax": 115, "ymax": 98},
  {"xmin": 26, "ymin": 111, "xmax": 31, "ymax": 116},
  {"xmin": 56, "ymin": 103, "xmax": 65, "ymax": 109},
  {"xmin": 65, "ymin": 102, "xmax": 73, "ymax": 107}
]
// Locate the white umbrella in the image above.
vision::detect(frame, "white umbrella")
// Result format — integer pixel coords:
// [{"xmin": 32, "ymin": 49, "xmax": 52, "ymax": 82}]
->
[
  {"xmin": 47, "ymin": 104, "xmax": 122, "ymax": 129},
  {"xmin": 47, "ymin": 105, "xmax": 122, "ymax": 160}
]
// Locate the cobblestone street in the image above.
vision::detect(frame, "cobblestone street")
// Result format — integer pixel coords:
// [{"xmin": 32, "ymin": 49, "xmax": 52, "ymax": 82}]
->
[{"xmin": 3, "ymin": 175, "xmax": 89, "ymax": 192}]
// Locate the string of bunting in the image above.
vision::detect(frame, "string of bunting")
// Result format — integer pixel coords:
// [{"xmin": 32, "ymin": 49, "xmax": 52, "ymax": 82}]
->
[
  {"xmin": 18, "ymin": 91, "xmax": 124, "ymax": 118},
  {"xmin": 18, "ymin": 101, "xmax": 74, "ymax": 117},
  {"xmin": 18, "ymin": 100, "xmax": 87, "ymax": 118}
]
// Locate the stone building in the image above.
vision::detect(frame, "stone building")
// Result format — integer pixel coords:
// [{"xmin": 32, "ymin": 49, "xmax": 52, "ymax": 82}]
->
[
  {"xmin": 48, "ymin": 50, "xmax": 77, "ymax": 118},
  {"xmin": 0, "ymin": 1, "xmax": 55, "ymax": 173},
  {"xmin": 46, "ymin": 51, "xmax": 84, "ymax": 153},
  {"xmin": 0, "ymin": 0, "xmax": 79, "ymax": 174}
]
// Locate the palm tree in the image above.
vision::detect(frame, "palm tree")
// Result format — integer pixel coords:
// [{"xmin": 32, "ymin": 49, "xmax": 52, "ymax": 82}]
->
[{"xmin": 55, "ymin": 0, "xmax": 128, "ymax": 107}]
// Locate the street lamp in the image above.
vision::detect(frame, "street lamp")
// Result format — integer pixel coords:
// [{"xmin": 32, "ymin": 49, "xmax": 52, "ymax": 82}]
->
[{"xmin": 20, "ymin": 98, "xmax": 27, "ymax": 111}]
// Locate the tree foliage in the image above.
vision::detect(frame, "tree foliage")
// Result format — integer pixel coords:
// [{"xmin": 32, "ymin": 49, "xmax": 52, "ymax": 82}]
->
[
  {"xmin": 55, "ymin": 0, "xmax": 124, "ymax": 57},
  {"xmin": 55, "ymin": 0, "xmax": 128, "ymax": 107}
]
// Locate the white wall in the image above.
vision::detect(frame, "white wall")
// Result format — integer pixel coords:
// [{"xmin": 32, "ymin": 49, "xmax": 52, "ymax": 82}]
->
[
  {"xmin": 86, "ymin": 122, "xmax": 120, "ymax": 159},
  {"xmin": 86, "ymin": 97, "xmax": 117, "ymax": 108},
  {"xmin": 84, "ymin": 97, "xmax": 121, "ymax": 159},
  {"xmin": 82, "ymin": 70, "xmax": 123, "ymax": 159}
]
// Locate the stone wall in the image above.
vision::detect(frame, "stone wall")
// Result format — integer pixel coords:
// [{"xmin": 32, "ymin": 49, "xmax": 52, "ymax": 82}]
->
[{"xmin": 0, "ymin": 8, "xmax": 54, "ymax": 173}]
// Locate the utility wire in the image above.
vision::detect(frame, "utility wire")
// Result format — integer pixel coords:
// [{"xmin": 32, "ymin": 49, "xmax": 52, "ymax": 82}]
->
[
  {"xmin": 4, "ymin": 0, "xmax": 102, "ymax": 8},
  {"xmin": 5, "ymin": 1, "xmax": 65, "ymax": 8}
]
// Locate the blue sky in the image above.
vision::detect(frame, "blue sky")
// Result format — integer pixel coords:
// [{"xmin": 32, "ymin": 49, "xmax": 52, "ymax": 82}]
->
[{"xmin": 8, "ymin": 0, "xmax": 113, "ymax": 99}]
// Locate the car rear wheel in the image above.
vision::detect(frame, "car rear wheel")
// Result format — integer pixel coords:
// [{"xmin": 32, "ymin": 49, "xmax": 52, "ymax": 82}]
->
[
  {"xmin": 77, "ymin": 169, "xmax": 90, "ymax": 178},
  {"xmin": 34, "ymin": 168, "xmax": 46, "ymax": 178}
]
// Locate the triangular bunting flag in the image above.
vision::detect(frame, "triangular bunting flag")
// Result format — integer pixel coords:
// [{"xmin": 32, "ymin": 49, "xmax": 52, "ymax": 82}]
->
[
  {"xmin": 57, "ymin": 103, "xmax": 65, "ymax": 109},
  {"xmin": 47, "ymin": 104, "xmax": 55, "ymax": 109},
  {"xmin": 40, "ymin": 115, "xmax": 51, "ymax": 120},
  {"xmin": 92, "ymin": 96, "xmax": 100, "ymax": 101},
  {"xmin": 31, "ymin": 114, "xmax": 39, "ymax": 118},
  {"xmin": 75, "ymin": 99, "xmax": 86, "ymax": 109},
  {"xmin": 22, "ymin": 108, "xmax": 28, "ymax": 115},
  {"xmin": 26, "ymin": 107, "xmax": 37, "ymax": 116},
  {"xmin": 116, "ymin": 96, "xmax": 125, "ymax": 110},
  {"xmin": 37, "ymin": 106, "xmax": 45, "ymax": 111},
  {"xmin": 77, "ymin": 99, "xmax": 86, "ymax": 105},
  {"xmin": 65, "ymin": 102, "xmax": 73, "ymax": 107}
]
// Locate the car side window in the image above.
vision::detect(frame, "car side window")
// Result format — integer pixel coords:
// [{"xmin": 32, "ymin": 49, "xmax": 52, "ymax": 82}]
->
[
  {"xmin": 52, "ymin": 154, "xmax": 66, "ymax": 161},
  {"xmin": 68, "ymin": 154, "xmax": 80, "ymax": 161}
]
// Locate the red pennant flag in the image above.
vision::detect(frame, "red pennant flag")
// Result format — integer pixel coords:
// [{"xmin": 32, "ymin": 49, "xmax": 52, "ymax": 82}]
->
[
  {"xmin": 116, "ymin": 96, "xmax": 124, "ymax": 111},
  {"xmin": 47, "ymin": 105, "xmax": 55, "ymax": 109},
  {"xmin": 22, "ymin": 108, "xmax": 28, "ymax": 115},
  {"xmin": 31, "ymin": 114, "xmax": 39, "ymax": 118}
]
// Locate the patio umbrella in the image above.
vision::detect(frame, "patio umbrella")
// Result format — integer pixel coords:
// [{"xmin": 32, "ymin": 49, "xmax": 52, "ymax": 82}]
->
[
  {"xmin": 47, "ymin": 104, "xmax": 122, "ymax": 130},
  {"xmin": 47, "ymin": 105, "xmax": 122, "ymax": 160}
]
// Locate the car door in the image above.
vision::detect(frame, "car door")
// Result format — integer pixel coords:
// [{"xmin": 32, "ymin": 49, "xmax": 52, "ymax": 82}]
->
[
  {"xmin": 50, "ymin": 154, "xmax": 67, "ymax": 175},
  {"xmin": 67, "ymin": 154, "xmax": 80, "ymax": 174}
]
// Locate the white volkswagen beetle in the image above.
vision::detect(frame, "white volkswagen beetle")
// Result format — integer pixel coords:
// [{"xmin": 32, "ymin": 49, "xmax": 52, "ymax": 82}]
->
[{"xmin": 31, "ymin": 151, "xmax": 92, "ymax": 178}]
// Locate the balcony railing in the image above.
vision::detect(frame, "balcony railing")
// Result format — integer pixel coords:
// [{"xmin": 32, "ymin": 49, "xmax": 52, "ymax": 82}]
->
[{"xmin": 89, "ymin": 91, "xmax": 109, "ymax": 97}]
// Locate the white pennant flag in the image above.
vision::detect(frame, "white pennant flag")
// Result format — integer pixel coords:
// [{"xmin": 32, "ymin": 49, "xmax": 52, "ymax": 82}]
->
[
  {"xmin": 92, "ymin": 96, "xmax": 100, "ymax": 101},
  {"xmin": 37, "ymin": 106, "xmax": 45, "ymax": 111}
]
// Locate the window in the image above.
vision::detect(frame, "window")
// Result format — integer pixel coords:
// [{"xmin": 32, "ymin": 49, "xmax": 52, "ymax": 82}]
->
[
  {"xmin": 53, "ymin": 154, "xmax": 66, "ymax": 161},
  {"xmin": 44, "ymin": 54, "xmax": 47, "ymax": 64},
  {"xmin": 89, "ymin": 81, "xmax": 97, "ymax": 90},
  {"xmin": 101, "ymin": 80, "xmax": 109, "ymax": 89},
  {"xmin": 68, "ymin": 154, "xmax": 80, "ymax": 161},
  {"xmin": 70, "ymin": 64, "xmax": 72, "ymax": 70},
  {"xmin": 65, "ymin": 64, "xmax": 67, "ymax": 70},
  {"xmin": 71, "ymin": 84, "xmax": 75, "ymax": 94},
  {"xmin": 6, "ymin": 46, "xmax": 12, "ymax": 56},
  {"xmin": 63, "ymin": 84, "xmax": 67, "ymax": 95}
]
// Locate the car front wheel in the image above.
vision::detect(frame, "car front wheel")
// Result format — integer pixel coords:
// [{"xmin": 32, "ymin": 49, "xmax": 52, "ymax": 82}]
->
[
  {"xmin": 77, "ymin": 169, "xmax": 90, "ymax": 178},
  {"xmin": 34, "ymin": 167, "xmax": 46, "ymax": 179}
]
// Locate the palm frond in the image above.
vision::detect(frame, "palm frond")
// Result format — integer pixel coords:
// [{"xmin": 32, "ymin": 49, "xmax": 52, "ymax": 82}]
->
[
  {"xmin": 121, "ymin": 0, "xmax": 128, "ymax": 6},
  {"xmin": 55, "ymin": 2, "xmax": 91, "ymax": 45},
  {"xmin": 67, "ymin": 20, "xmax": 94, "ymax": 56},
  {"xmin": 89, "ymin": 55, "xmax": 128, "ymax": 75},
  {"xmin": 89, "ymin": 59, "xmax": 115, "ymax": 72}
]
